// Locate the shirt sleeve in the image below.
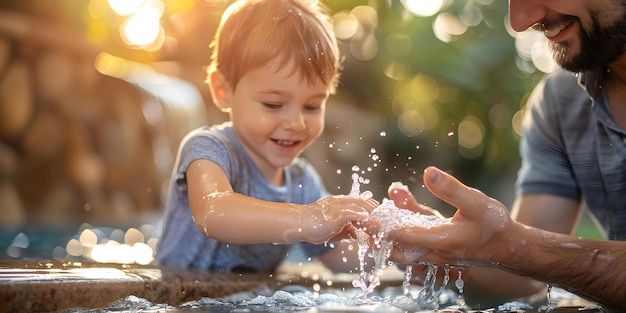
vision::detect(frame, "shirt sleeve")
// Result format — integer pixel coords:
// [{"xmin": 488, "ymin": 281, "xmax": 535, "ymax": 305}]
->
[
  {"xmin": 173, "ymin": 128, "xmax": 237, "ymax": 193},
  {"xmin": 515, "ymin": 72, "xmax": 581, "ymax": 200}
]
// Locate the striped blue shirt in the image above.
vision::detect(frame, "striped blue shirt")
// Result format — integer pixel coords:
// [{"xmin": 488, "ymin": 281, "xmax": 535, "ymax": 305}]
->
[
  {"xmin": 517, "ymin": 69, "xmax": 626, "ymax": 240},
  {"xmin": 156, "ymin": 122, "xmax": 330, "ymax": 271}
]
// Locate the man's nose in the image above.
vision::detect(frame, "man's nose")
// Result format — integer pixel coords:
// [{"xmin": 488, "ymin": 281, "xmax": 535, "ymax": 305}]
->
[{"xmin": 508, "ymin": 0, "xmax": 547, "ymax": 32}]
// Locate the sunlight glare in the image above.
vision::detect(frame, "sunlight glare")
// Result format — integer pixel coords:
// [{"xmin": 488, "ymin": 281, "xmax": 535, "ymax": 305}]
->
[
  {"xmin": 402, "ymin": 0, "xmax": 445, "ymax": 17},
  {"xmin": 108, "ymin": 0, "xmax": 145, "ymax": 16},
  {"xmin": 120, "ymin": 1, "xmax": 164, "ymax": 46}
]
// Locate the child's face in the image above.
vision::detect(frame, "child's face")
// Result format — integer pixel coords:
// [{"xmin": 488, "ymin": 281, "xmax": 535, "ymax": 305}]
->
[{"xmin": 227, "ymin": 59, "xmax": 329, "ymax": 180}]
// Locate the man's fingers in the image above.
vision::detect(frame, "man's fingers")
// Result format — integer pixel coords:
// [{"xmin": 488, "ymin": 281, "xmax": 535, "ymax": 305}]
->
[
  {"xmin": 423, "ymin": 166, "xmax": 490, "ymax": 220},
  {"xmin": 386, "ymin": 222, "xmax": 454, "ymax": 248}
]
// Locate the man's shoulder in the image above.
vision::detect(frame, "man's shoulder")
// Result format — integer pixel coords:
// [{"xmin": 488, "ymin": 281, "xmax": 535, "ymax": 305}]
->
[
  {"xmin": 542, "ymin": 69, "xmax": 581, "ymax": 91},
  {"xmin": 532, "ymin": 70, "xmax": 589, "ymax": 109}
]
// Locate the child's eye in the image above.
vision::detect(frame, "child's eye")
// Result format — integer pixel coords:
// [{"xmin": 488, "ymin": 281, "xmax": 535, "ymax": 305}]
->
[
  {"xmin": 262, "ymin": 102, "xmax": 282, "ymax": 109},
  {"xmin": 305, "ymin": 104, "xmax": 321, "ymax": 111}
]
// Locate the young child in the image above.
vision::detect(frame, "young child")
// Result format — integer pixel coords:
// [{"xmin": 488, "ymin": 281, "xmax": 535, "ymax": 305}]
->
[{"xmin": 156, "ymin": 0, "xmax": 377, "ymax": 272}]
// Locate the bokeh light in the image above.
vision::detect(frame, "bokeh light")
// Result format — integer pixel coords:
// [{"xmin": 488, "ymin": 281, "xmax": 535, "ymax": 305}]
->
[
  {"xmin": 509, "ymin": 18, "xmax": 559, "ymax": 74},
  {"xmin": 58, "ymin": 224, "xmax": 158, "ymax": 265},
  {"xmin": 402, "ymin": 0, "xmax": 448, "ymax": 17},
  {"xmin": 433, "ymin": 12, "xmax": 468, "ymax": 42},
  {"xmin": 108, "ymin": 0, "xmax": 145, "ymax": 16},
  {"xmin": 333, "ymin": 11, "xmax": 359, "ymax": 40},
  {"xmin": 458, "ymin": 116, "xmax": 484, "ymax": 150},
  {"xmin": 120, "ymin": 1, "xmax": 164, "ymax": 47}
]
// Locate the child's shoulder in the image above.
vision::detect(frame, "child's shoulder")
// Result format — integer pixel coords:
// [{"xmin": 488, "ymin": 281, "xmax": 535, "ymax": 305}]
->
[
  {"xmin": 288, "ymin": 157, "xmax": 321, "ymax": 180},
  {"xmin": 182, "ymin": 122, "xmax": 233, "ymax": 143}
]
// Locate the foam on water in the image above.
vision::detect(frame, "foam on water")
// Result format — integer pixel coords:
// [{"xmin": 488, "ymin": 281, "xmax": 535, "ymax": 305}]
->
[
  {"xmin": 61, "ymin": 285, "xmax": 590, "ymax": 313},
  {"xmin": 71, "ymin": 285, "xmax": 460, "ymax": 312}
]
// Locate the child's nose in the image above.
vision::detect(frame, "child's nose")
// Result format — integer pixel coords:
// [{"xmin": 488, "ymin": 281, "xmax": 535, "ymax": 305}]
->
[
  {"xmin": 508, "ymin": 0, "xmax": 547, "ymax": 32},
  {"xmin": 282, "ymin": 111, "xmax": 306, "ymax": 130}
]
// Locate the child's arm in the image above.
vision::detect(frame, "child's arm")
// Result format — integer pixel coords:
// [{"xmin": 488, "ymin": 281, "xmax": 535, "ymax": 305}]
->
[{"xmin": 186, "ymin": 159, "xmax": 376, "ymax": 245}]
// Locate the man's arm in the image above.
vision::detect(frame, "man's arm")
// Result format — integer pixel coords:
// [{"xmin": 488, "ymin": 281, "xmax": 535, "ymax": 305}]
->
[
  {"xmin": 385, "ymin": 166, "xmax": 626, "ymax": 310},
  {"xmin": 511, "ymin": 194, "xmax": 582, "ymax": 235},
  {"xmin": 388, "ymin": 184, "xmax": 582, "ymax": 302},
  {"xmin": 463, "ymin": 194, "xmax": 583, "ymax": 301},
  {"xmin": 501, "ymin": 220, "xmax": 626, "ymax": 310}
]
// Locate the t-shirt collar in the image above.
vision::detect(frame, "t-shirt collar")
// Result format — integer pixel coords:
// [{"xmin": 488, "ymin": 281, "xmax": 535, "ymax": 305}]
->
[{"xmin": 577, "ymin": 67, "xmax": 606, "ymax": 99}]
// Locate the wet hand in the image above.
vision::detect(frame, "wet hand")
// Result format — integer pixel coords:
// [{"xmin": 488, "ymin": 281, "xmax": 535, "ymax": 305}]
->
[
  {"xmin": 388, "ymin": 182, "xmax": 446, "ymax": 219},
  {"xmin": 386, "ymin": 166, "xmax": 514, "ymax": 267},
  {"xmin": 301, "ymin": 196, "xmax": 378, "ymax": 244}
]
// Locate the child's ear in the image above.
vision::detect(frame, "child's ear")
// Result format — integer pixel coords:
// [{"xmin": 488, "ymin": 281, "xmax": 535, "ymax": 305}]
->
[{"xmin": 208, "ymin": 71, "xmax": 232, "ymax": 112}]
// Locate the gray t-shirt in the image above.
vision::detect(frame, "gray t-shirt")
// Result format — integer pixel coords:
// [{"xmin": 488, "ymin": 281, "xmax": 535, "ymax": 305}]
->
[
  {"xmin": 156, "ymin": 122, "xmax": 331, "ymax": 271},
  {"xmin": 517, "ymin": 69, "xmax": 626, "ymax": 239}
]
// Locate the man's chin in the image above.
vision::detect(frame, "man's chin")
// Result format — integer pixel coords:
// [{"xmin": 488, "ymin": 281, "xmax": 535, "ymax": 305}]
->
[
  {"xmin": 550, "ymin": 46, "xmax": 587, "ymax": 72},
  {"xmin": 555, "ymin": 59, "xmax": 583, "ymax": 73}
]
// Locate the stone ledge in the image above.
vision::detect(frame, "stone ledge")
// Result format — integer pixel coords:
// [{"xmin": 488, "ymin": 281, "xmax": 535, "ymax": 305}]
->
[{"xmin": 0, "ymin": 260, "xmax": 277, "ymax": 312}]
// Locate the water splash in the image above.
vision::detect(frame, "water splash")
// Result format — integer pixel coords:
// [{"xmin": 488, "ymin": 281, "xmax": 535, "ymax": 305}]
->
[
  {"xmin": 545, "ymin": 284, "xmax": 557, "ymax": 312},
  {"xmin": 455, "ymin": 268, "xmax": 468, "ymax": 309},
  {"xmin": 347, "ymin": 173, "xmax": 457, "ymax": 310},
  {"xmin": 415, "ymin": 263, "xmax": 439, "ymax": 309}
]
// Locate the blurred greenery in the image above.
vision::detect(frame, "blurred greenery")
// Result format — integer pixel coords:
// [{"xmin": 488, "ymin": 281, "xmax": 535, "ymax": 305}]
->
[{"xmin": 325, "ymin": 0, "xmax": 548, "ymax": 212}]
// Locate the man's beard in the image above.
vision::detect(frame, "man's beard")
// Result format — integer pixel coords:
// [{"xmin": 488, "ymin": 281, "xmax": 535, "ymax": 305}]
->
[{"xmin": 548, "ymin": 12, "xmax": 626, "ymax": 72}]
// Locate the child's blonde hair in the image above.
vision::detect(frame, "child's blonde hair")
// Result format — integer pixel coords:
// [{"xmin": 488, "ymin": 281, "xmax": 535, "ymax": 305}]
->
[{"xmin": 207, "ymin": 0, "xmax": 341, "ymax": 93}]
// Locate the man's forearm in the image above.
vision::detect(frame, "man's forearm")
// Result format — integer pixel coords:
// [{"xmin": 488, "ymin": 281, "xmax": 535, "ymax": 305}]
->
[{"xmin": 502, "ymin": 223, "xmax": 626, "ymax": 310}]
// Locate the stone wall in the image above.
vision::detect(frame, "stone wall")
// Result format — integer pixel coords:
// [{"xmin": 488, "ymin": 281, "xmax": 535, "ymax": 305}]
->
[{"xmin": 0, "ymin": 10, "xmax": 202, "ymax": 228}]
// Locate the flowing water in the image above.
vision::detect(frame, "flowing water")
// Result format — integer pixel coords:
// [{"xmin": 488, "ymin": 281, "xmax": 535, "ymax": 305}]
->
[{"xmin": 54, "ymin": 284, "xmax": 596, "ymax": 313}]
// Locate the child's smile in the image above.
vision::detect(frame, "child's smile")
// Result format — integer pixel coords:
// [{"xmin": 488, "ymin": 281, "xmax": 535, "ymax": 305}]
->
[{"xmin": 224, "ymin": 59, "xmax": 329, "ymax": 184}]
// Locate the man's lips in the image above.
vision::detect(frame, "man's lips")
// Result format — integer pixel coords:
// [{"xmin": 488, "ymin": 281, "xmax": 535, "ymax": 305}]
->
[
  {"xmin": 533, "ymin": 18, "xmax": 577, "ymax": 42},
  {"xmin": 544, "ymin": 24, "xmax": 565, "ymax": 38},
  {"xmin": 544, "ymin": 22, "xmax": 573, "ymax": 40}
]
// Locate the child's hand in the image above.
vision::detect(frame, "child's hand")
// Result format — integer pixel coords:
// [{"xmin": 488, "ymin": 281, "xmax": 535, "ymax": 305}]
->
[
  {"xmin": 388, "ymin": 182, "xmax": 445, "ymax": 219},
  {"xmin": 300, "ymin": 196, "xmax": 378, "ymax": 244}
]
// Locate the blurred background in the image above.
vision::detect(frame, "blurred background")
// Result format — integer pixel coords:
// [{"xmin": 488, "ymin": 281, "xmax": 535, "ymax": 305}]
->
[{"xmin": 1, "ymin": 0, "xmax": 586, "ymax": 265}]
